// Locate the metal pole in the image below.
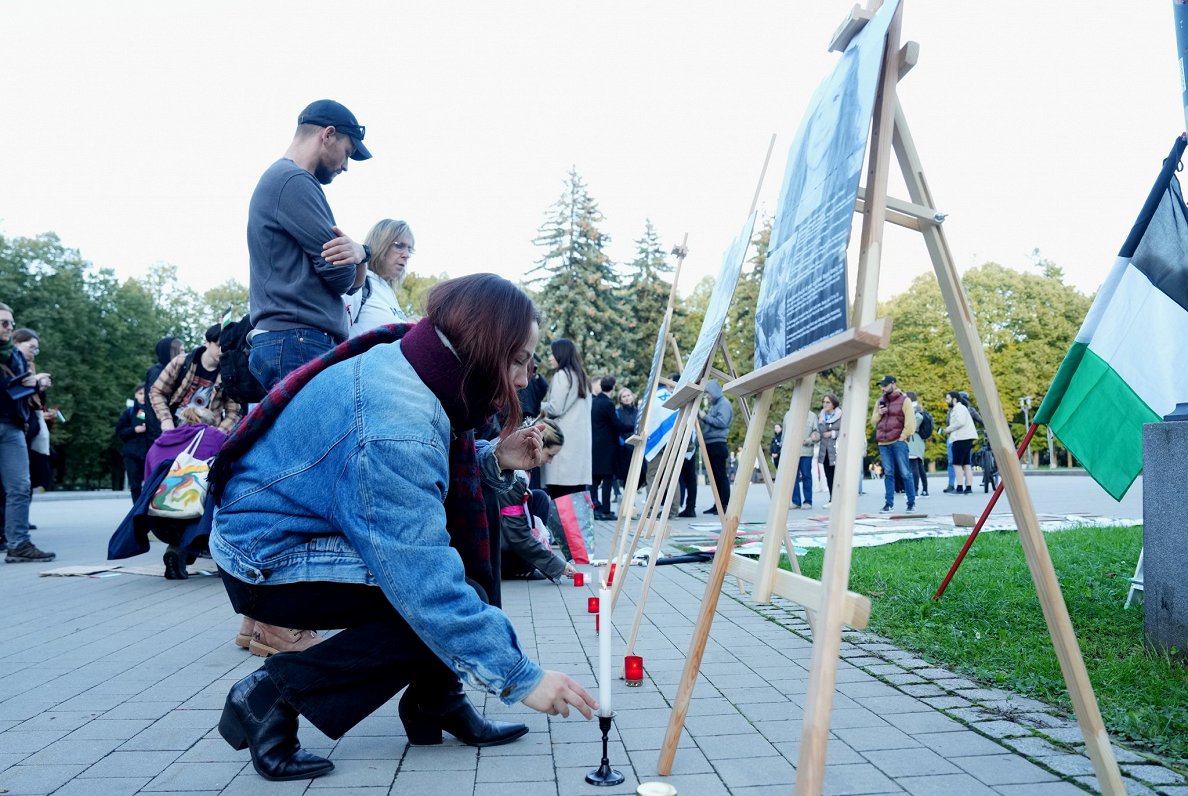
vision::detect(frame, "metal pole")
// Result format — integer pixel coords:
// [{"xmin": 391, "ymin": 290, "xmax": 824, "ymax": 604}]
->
[{"xmin": 1174, "ymin": 1, "xmax": 1188, "ymax": 133}]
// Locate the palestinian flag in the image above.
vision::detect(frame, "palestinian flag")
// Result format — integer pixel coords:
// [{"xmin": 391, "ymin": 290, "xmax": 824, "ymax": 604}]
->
[{"xmin": 1034, "ymin": 135, "xmax": 1188, "ymax": 499}]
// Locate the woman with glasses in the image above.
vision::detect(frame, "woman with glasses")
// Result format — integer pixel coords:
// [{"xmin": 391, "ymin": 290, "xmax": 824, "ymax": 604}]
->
[{"xmin": 346, "ymin": 219, "xmax": 416, "ymax": 334}]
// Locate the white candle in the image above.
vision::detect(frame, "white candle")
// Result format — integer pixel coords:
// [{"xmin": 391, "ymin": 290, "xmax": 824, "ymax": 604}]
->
[{"xmin": 598, "ymin": 586, "xmax": 612, "ymax": 717}]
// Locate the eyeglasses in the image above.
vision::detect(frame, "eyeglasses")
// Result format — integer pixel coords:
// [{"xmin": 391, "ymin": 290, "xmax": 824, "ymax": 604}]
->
[
  {"xmin": 0, "ymin": 320, "xmax": 12, "ymax": 329},
  {"xmin": 392, "ymin": 241, "xmax": 416, "ymax": 255}
]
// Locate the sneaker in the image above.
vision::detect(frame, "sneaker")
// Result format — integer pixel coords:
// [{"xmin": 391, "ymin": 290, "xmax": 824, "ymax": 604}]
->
[
  {"xmin": 5, "ymin": 542, "xmax": 56, "ymax": 563},
  {"xmin": 804, "ymin": 504, "xmax": 812, "ymax": 510},
  {"xmin": 677, "ymin": 509, "xmax": 697, "ymax": 518},
  {"xmin": 963, "ymin": 486, "xmax": 973, "ymax": 494},
  {"xmin": 702, "ymin": 507, "xmax": 719, "ymax": 515},
  {"xmin": 880, "ymin": 504, "xmax": 893, "ymax": 513},
  {"xmin": 906, "ymin": 503, "xmax": 916, "ymax": 512},
  {"xmin": 942, "ymin": 486, "xmax": 955, "ymax": 494},
  {"xmin": 823, "ymin": 501, "xmax": 832, "ymax": 508}
]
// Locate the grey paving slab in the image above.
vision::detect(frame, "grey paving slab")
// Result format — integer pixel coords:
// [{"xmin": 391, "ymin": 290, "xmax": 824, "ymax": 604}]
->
[{"xmin": 3, "ymin": 490, "xmax": 1182, "ymax": 795}]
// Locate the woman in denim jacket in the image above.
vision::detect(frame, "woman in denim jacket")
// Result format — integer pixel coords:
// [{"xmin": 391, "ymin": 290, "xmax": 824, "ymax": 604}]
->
[{"xmin": 210, "ymin": 275, "xmax": 596, "ymax": 782}]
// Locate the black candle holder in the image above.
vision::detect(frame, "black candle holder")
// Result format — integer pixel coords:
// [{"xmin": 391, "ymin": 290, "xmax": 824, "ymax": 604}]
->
[{"xmin": 585, "ymin": 712, "xmax": 625, "ymax": 786}]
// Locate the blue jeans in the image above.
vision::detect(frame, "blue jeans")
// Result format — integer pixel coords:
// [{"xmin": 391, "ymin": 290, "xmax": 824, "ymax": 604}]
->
[
  {"xmin": 946, "ymin": 440, "xmax": 955, "ymax": 488},
  {"xmin": 792, "ymin": 456, "xmax": 813, "ymax": 506},
  {"xmin": 248, "ymin": 328, "xmax": 337, "ymax": 390},
  {"xmin": 1, "ymin": 423, "xmax": 32, "ymax": 550},
  {"xmin": 878, "ymin": 441, "xmax": 915, "ymax": 508}
]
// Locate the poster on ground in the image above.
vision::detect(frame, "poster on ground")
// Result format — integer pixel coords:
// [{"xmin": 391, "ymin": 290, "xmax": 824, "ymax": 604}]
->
[{"xmin": 754, "ymin": 0, "xmax": 899, "ymax": 368}]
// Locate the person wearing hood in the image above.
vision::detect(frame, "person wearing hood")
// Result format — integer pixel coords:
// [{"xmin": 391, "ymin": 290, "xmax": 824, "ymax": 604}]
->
[
  {"xmin": 145, "ymin": 336, "xmax": 183, "ymax": 441},
  {"xmin": 115, "ymin": 386, "xmax": 151, "ymax": 501},
  {"xmin": 698, "ymin": 380, "xmax": 733, "ymax": 515}
]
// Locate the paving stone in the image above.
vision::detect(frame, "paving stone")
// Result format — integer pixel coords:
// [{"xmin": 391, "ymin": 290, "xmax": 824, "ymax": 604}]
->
[
  {"xmin": 81, "ymin": 750, "xmax": 183, "ymax": 778},
  {"xmin": 951, "ymin": 753, "xmax": 1059, "ymax": 785},
  {"xmin": 710, "ymin": 754, "xmax": 795, "ymax": 787},
  {"xmin": 51, "ymin": 776, "xmax": 154, "ymax": 796},
  {"xmin": 832, "ymin": 726, "xmax": 921, "ymax": 752},
  {"xmin": 920, "ymin": 695, "xmax": 971, "ymax": 709},
  {"xmin": 882, "ymin": 674, "xmax": 929, "ymax": 688},
  {"xmin": 863, "ymin": 747, "xmax": 962, "ymax": 777},
  {"xmin": 0, "ymin": 763, "xmax": 89, "ymax": 794},
  {"xmin": 142, "ymin": 761, "xmax": 246, "ymax": 791},
  {"xmin": 395, "ymin": 769, "xmax": 480, "ymax": 795},
  {"xmin": 1032, "ymin": 753, "xmax": 1097, "ymax": 776},
  {"xmin": 911, "ymin": 730, "xmax": 1011, "ymax": 758},
  {"xmin": 893, "ymin": 772, "xmax": 998, "ymax": 795},
  {"xmin": 477, "ymin": 752, "xmax": 554, "ymax": 782},
  {"xmin": 1123, "ymin": 764, "xmax": 1187, "ymax": 785},
  {"xmin": 968, "ymin": 719, "xmax": 1033, "ymax": 739},
  {"xmin": 993, "ymin": 782, "xmax": 1087, "ymax": 795},
  {"xmin": 1000, "ymin": 736, "xmax": 1063, "ymax": 757},
  {"xmin": 820, "ymin": 761, "xmax": 900, "ymax": 794}
]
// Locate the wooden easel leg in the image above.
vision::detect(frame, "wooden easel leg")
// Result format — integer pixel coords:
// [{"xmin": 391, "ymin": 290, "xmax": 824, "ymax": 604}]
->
[
  {"xmin": 890, "ymin": 102, "xmax": 1126, "ymax": 796},
  {"xmin": 657, "ymin": 388, "xmax": 775, "ymax": 775}
]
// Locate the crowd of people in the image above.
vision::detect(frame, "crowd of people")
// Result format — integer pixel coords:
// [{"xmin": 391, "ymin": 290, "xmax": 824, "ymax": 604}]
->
[{"xmin": 758, "ymin": 374, "xmax": 986, "ymax": 513}]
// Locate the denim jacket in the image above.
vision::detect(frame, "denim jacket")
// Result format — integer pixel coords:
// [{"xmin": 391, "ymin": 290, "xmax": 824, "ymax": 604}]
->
[{"xmin": 210, "ymin": 340, "xmax": 543, "ymax": 703}]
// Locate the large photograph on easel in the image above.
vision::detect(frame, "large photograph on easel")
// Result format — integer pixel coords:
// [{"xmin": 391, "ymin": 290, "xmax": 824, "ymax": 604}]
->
[{"xmin": 754, "ymin": 0, "xmax": 900, "ymax": 368}]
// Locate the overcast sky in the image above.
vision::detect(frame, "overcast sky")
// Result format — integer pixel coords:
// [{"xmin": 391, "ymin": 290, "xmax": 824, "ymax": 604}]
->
[{"xmin": 2, "ymin": 1, "xmax": 1183, "ymax": 307}]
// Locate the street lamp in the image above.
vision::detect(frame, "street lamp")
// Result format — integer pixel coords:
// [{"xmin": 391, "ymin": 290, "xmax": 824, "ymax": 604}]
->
[{"xmin": 1019, "ymin": 396, "xmax": 1033, "ymax": 467}]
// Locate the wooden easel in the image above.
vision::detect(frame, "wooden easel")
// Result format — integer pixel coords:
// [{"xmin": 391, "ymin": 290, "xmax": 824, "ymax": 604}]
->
[{"xmin": 655, "ymin": 4, "xmax": 1126, "ymax": 795}]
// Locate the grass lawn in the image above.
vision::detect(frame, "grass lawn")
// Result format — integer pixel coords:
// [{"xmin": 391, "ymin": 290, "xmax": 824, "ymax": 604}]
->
[{"xmin": 794, "ymin": 525, "xmax": 1188, "ymax": 764}]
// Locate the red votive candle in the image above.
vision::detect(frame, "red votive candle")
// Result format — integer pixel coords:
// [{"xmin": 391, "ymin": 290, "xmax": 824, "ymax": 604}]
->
[
  {"xmin": 588, "ymin": 596, "xmax": 599, "ymax": 613},
  {"xmin": 624, "ymin": 655, "xmax": 644, "ymax": 686},
  {"xmin": 595, "ymin": 614, "xmax": 600, "ymax": 633},
  {"xmin": 573, "ymin": 572, "xmax": 585, "ymax": 587}
]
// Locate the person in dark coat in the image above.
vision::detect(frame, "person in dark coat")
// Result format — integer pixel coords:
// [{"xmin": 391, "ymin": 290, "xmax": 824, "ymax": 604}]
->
[
  {"xmin": 589, "ymin": 375, "xmax": 631, "ymax": 520},
  {"xmin": 115, "ymin": 386, "xmax": 151, "ymax": 501},
  {"xmin": 613, "ymin": 387, "xmax": 638, "ymax": 489}
]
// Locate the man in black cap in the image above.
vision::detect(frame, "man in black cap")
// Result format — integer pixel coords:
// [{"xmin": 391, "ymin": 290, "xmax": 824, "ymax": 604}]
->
[
  {"xmin": 247, "ymin": 99, "xmax": 374, "ymax": 390},
  {"xmin": 870, "ymin": 374, "xmax": 917, "ymax": 513}
]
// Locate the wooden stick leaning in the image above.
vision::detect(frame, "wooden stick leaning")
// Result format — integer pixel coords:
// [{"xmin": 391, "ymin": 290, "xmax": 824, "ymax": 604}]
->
[
  {"xmin": 889, "ymin": 102, "xmax": 1125, "ymax": 795},
  {"xmin": 605, "ymin": 237, "xmax": 691, "ymax": 577}
]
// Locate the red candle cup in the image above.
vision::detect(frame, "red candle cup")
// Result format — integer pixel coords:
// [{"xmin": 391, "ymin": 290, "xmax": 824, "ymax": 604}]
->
[
  {"xmin": 573, "ymin": 572, "xmax": 585, "ymax": 587},
  {"xmin": 595, "ymin": 614, "xmax": 600, "ymax": 633},
  {"xmin": 608, "ymin": 563, "xmax": 617, "ymax": 585},
  {"xmin": 588, "ymin": 596, "xmax": 600, "ymax": 613},
  {"xmin": 624, "ymin": 655, "xmax": 644, "ymax": 687}
]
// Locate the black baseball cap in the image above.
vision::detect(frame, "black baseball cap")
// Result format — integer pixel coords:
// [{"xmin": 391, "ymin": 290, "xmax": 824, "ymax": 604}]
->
[
  {"xmin": 297, "ymin": 99, "xmax": 372, "ymax": 161},
  {"xmin": 878, "ymin": 375, "xmax": 897, "ymax": 386}
]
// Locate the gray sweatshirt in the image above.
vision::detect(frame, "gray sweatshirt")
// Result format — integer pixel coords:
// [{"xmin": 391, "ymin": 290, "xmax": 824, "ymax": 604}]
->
[
  {"xmin": 700, "ymin": 380, "xmax": 733, "ymax": 444},
  {"xmin": 247, "ymin": 158, "xmax": 360, "ymax": 342}
]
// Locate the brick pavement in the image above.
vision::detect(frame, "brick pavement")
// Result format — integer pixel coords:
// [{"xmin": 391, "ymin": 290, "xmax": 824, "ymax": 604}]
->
[{"xmin": 0, "ymin": 491, "xmax": 1183, "ymax": 795}]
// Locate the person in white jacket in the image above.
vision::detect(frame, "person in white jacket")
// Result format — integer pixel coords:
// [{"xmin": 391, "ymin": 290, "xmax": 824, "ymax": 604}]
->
[
  {"xmin": 942, "ymin": 390, "xmax": 978, "ymax": 494},
  {"xmin": 346, "ymin": 219, "xmax": 415, "ymax": 335}
]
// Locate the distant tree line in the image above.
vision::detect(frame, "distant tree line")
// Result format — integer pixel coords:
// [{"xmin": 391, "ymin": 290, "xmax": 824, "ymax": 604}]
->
[{"xmin": 0, "ymin": 171, "xmax": 1090, "ymax": 487}]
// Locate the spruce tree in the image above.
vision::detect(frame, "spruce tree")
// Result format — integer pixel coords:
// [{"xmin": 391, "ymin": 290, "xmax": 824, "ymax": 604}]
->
[
  {"xmin": 617, "ymin": 219, "xmax": 674, "ymax": 392},
  {"xmin": 530, "ymin": 168, "xmax": 622, "ymax": 374}
]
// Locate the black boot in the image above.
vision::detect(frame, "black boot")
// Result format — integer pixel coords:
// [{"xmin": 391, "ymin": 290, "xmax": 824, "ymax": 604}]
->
[
  {"xmin": 218, "ymin": 670, "xmax": 334, "ymax": 781},
  {"xmin": 399, "ymin": 682, "xmax": 528, "ymax": 747},
  {"xmin": 163, "ymin": 546, "xmax": 188, "ymax": 580}
]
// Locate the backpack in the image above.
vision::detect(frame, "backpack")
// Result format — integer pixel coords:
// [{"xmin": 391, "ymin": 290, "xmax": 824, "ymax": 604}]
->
[
  {"xmin": 918, "ymin": 409, "xmax": 935, "ymax": 440},
  {"xmin": 218, "ymin": 315, "xmax": 267, "ymax": 406}
]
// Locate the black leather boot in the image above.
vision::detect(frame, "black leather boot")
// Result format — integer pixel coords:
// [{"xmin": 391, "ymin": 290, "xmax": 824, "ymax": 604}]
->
[
  {"xmin": 218, "ymin": 670, "xmax": 334, "ymax": 781},
  {"xmin": 399, "ymin": 682, "xmax": 528, "ymax": 747}
]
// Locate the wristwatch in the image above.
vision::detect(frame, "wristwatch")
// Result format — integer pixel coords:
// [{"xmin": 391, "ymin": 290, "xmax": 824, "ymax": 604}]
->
[{"xmin": 360, "ymin": 244, "xmax": 372, "ymax": 266}]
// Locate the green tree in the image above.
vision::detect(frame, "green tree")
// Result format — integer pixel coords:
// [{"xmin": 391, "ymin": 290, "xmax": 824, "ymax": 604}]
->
[
  {"xmin": 529, "ymin": 168, "xmax": 622, "ymax": 374},
  {"xmin": 871, "ymin": 261, "xmax": 1091, "ymax": 465},
  {"xmin": 616, "ymin": 220, "xmax": 673, "ymax": 393},
  {"xmin": 0, "ymin": 233, "xmax": 171, "ymax": 487}
]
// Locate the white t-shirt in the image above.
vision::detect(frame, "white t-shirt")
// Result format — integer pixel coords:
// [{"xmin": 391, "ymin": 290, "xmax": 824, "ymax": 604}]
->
[{"xmin": 344, "ymin": 271, "xmax": 408, "ymax": 336}]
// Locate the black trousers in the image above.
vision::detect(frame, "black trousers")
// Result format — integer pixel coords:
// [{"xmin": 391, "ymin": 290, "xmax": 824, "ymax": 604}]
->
[
  {"xmin": 679, "ymin": 456, "xmax": 697, "ymax": 511},
  {"xmin": 219, "ymin": 570, "xmax": 460, "ymax": 740},
  {"xmin": 705, "ymin": 441, "xmax": 730, "ymax": 509},
  {"xmin": 123, "ymin": 455, "xmax": 146, "ymax": 502}
]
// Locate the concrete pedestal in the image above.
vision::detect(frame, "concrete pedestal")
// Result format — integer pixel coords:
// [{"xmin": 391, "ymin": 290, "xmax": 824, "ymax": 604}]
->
[{"xmin": 1142, "ymin": 422, "xmax": 1188, "ymax": 656}]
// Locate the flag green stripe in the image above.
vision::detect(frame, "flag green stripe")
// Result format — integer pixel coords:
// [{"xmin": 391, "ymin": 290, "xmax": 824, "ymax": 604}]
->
[
  {"xmin": 1046, "ymin": 347, "xmax": 1160, "ymax": 500},
  {"xmin": 1033, "ymin": 342, "xmax": 1089, "ymax": 425}
]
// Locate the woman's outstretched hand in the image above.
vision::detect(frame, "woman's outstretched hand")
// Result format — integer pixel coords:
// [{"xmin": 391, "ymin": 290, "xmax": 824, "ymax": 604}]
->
[
  {"xmin": 496, "ymin": 423, "xmax": 546, "ymax": 470},
  {"xmin": 521, "ymin": 671, "xmax": 598, "ymax": 719}
]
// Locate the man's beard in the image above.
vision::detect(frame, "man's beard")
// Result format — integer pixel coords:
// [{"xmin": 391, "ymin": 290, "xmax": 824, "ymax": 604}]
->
[{"xmin": 313, "ymin": 164, "xmax": 337, "ymax": 185}]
